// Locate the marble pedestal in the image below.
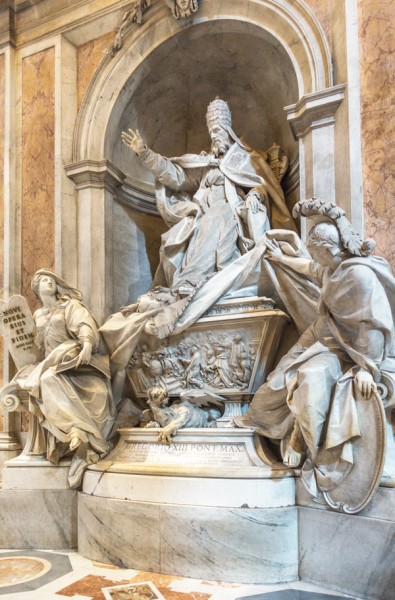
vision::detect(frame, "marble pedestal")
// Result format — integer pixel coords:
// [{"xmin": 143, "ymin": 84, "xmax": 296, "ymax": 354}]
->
[
  {"xmin": 79, "ymin": 428, "xmax": 298, "ymax": 583},
  {"xmin": 0, "ymin": 455, "xmax": 77, "ymax": 549},
  {"xmin": 296, "ymin": 480, "xmax": 395, "ymax": 600}
]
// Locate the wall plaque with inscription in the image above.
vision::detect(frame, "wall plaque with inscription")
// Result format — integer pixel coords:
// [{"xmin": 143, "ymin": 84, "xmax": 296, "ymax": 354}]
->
[
  {"xmin": 0, "ymin": 295, "xmax": 42, "ymax": 369},
  {"xmin": 95, "ymin": 428, "xmax": 286, "ymax": 478},
  {"xmin": 116, "ymin": 440, "xmax": 254, "ymax": 467}
]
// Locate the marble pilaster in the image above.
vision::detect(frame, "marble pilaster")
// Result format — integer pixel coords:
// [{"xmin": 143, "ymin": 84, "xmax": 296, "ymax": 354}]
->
[
  {"xmin": 77, "ymin": 31, "xmax": 114, "ymax": 110},
  {"xmin": 53, "ymin": 36, "xmax": 78, "ymax": 284},
  {"xmin": 1, "ymin": 45, "xmax": 21, "ymax": 453},
  {"xmin": 0, "ymin": 53, "xmax": 4, "ymax": 399},
  {"xmin": 284, "ymin": 85, "xmax": 345, "ymax": 237},
  {"xmin": 21, "ymin": 47, "xmax": 55, "ymax": 308},
  {"xmin": 359, "ymin": 0, "xmax": 395, "ymax": 271},
  {"xmin": 65, "ymin": 159, "xmax": 125, "ymax": 322}
]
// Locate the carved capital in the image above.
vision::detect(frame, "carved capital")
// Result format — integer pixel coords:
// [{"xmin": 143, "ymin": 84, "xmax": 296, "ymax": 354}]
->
[
  {"xmin": 284, "ymin": 84, "xmax": 346, "ymax": 139},
  {"xmin": 65, "ymin": 159, "xmax": 126, "ymax": 193},
  {"xmin": 0, "ymin": 2, "xmax": 16, "ymax": 49}
]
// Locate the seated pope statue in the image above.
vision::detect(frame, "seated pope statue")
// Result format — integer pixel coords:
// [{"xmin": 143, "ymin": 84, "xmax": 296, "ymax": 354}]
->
[{"xmin": 122, "ymin": 97, "xmax": 295, "ymax": 296}]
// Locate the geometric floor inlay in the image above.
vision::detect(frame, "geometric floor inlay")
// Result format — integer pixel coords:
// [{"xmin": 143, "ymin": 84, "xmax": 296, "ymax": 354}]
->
[
  {"xmin": 0, "ymin": 557, "xmax": 52, "ymax": 587},
  {"xmin": 0, "ymin": 551, "xmax": 362, "ymax": 599},
  {"xmin": 102, "ymin": 581, "xmax": 165, "ymax": 599},
  {"xmin": 0, "ymin": 550, "xmax": 72, "ymax": 596}
]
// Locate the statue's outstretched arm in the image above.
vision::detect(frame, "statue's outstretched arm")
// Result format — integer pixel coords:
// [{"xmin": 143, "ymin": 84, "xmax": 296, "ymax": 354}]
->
[{"xmin": 121, "ymin": 128, "xmax": 198, "ymax": 192}]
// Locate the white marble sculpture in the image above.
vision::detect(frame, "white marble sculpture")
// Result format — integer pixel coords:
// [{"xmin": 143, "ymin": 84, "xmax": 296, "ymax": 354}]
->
[
  {"xmin": 165, "ymin": 0, "xmax": 199, "ymax": 19},
  {"xmin": 144, "ymin": 387, "xmax": 223, "ymax": 443},
  {"xmin": 121, "ymin": 97, "xmax": 295, "ymax": 296},
  {"xmin": 101, "ymin": 99, "xmax": 296, "ymax": 403},
  {"xmin": 0, "ymin": 269, "xmax": 116, "ymax": 487},
  {"xmin": 236, "ymin": 199, "xmax": 395, "ymax": 502}
]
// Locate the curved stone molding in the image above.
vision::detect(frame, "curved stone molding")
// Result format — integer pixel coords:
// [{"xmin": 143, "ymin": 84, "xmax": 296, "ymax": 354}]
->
[
  {"xmin": 117, "ymin": 177, "xmax": 157, "ymax": 215},
  {"xmin": 72, "ymin": 0, "xmax": 333, "ymax": 164}
]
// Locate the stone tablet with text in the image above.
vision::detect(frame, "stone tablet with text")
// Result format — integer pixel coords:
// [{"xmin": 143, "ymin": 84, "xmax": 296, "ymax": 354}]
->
[{"xmin": 0, "ymin": 295, "xmax": 42, "ymax": 369}]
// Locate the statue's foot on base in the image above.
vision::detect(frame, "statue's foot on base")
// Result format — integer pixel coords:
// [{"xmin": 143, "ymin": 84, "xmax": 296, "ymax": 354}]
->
[
  {"xmin": 86, "ymin": 449, "xmax": 99, "ymax": 464},
  {"xmin": 283, "ymin": 445, "xmax": 303, "ymax": 468},
  {"xmin": 69, "ymin": 435, "xmax": 82, "ymax": 452}
]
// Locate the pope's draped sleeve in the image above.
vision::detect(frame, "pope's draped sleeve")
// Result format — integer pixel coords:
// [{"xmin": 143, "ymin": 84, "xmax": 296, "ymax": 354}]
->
[{"xmin": 138, "ymin": 147, "xmax": 203, "ymax": 192}]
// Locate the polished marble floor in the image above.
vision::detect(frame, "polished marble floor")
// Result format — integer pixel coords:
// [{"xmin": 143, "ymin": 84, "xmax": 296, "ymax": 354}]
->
[{"xmin": 0, "ymin": 550, "xmax": 363, "ymax": 600}]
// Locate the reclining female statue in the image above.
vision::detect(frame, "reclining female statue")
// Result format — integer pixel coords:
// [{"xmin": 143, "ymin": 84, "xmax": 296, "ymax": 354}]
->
[
  {"xmin": 6, "ymin": 269, "xmax": 115, "ymax": 487},
  {"xmin": 236, "ymin": 199, "xmax": 395, "ymax": 498}
]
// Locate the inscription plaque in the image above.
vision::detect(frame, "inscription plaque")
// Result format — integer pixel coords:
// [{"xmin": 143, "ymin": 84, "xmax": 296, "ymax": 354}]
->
[{"xmin": 116, "ymin": 441, "xmax": 255, "ymax": 467}]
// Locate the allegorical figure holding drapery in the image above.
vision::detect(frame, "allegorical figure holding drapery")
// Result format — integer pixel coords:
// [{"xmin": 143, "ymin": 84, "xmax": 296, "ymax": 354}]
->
[{"xmin": 236, "ymin": 199, "xmax": 395, "ymax": 498}]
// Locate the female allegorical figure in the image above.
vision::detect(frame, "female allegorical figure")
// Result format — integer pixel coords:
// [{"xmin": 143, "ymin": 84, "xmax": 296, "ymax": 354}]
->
[
  {"xmin": 14, "ymin": 269, "xmax": 115, "ymax": 487},
  {"xmin": 236, "ymin": 199, "xmax": 395, "ymax": 497}
]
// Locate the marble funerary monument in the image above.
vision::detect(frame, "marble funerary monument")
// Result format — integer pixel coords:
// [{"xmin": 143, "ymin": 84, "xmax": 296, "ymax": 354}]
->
[{"xmin": 0, "ymin": 2, "xmax": 393, "ymax": 599}]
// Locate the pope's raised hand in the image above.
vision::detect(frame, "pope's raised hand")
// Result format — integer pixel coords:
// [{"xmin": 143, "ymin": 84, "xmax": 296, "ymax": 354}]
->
[{"xmin": 121, "ymin": 128, "xmax": 146, "ymax": 155}]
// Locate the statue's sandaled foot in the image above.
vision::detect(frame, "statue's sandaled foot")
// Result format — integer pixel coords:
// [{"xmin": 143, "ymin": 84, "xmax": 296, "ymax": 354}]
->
[
  {"xmin": 86, "ymin": 448, "xmax": 99, "ymax": 464},
  {"xmin": 69, "ymin": 434, "xmax": 82, "ymax": 452},
  {"xmin": 282, "ymin": 420, "xmax": 305, "ymax": 468},
  {"xmin": 283, "ymin": 445, "xmax": 303, "ymax": 468}
]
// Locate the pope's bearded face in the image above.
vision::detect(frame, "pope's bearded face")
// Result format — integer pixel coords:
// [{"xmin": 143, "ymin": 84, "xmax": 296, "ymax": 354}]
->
[{"xmin": 208, "ymin": 123, "xmax": 231, "ymax": 157}]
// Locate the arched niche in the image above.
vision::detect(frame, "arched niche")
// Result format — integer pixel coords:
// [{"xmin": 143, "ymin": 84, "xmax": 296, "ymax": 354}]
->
[
  {"xmin": 67, "ymin": 0, "xmax": 345, "ymax": 322},
  {"xmin": 109, "ymin": 20, "xmax": 299, "ymax": 184}
]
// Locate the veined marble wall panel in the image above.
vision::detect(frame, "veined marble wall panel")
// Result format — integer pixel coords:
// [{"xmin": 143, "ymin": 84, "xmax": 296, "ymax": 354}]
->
[
  {"xmin": 0, "ymin": 53, "xmax": 4, "ymax": 400},
  {"xmin": 21, "ymin": 48, "xmax": 55, "ymax": 307},
  {"xmin": 359, "ymin": 0, "xmax": 395, "ymax": 270},
  {"xmin": 77, "ymin": 31, "xmax": 113, "ymax": 110}
]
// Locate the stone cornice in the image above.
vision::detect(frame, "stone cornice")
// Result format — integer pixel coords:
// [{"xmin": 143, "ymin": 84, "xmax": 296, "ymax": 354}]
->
[
  {"xmin": 14, "ymin": 0, "xmax": 133, "ymax": 48},
  {"xmin": 0, "ymin": 2, "xmax": 16, "ymax": 49},
  {"xmin": 284, "ymin": 84, "xmax": 346, "ymax": 139},
  {"xmin": 65, "ymin": 159, "xmax": 126, "ymax": 193},
  {"xmin": 65, "ymin": 160, "xmax": 159, "ymax": 215}
]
